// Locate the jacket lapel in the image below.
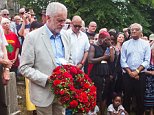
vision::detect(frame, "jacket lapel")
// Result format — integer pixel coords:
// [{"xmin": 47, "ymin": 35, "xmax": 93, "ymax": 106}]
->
[
  {"xmin": 61, "ymin": 32, "xmax": 69, "ymax": 59},
  {"xmin": 41, "ymin": 26, "xmax": 57, "ymax": 66}
]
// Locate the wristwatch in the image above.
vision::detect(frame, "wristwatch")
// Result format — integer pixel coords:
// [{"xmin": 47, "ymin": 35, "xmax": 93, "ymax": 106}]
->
[{"xmin": 135, "ymin": 69, "xmax": 140, "ymax": 74}]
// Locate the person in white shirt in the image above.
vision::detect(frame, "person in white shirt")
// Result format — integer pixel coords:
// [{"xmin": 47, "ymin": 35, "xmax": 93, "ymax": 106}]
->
[
  {"xmin": 107, "ymin": 94, "xmax": 128, "ymax": 115},
  {"xmin": 0, "ymin": 13, "xmax": 12, "ymax": 115},
  {"xmin": 88, "ymin": 105, "xmax": 99, "ymax": 115},
  {"xmin": 0, "ymin": 18, "xmax": 12, "ymax": 83},
  {"xmin": 1, "ymin": 9, "xmax": 17, "ymax": 35},
  {"xmin": 66, "ymin": 15, "xmax": 90, "ymax": 69}
]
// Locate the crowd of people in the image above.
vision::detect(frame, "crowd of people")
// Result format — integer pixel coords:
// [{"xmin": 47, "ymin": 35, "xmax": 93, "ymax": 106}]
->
[{"xmin": 0, "ymin": 1, "xmax": 153, "ymax": 115}]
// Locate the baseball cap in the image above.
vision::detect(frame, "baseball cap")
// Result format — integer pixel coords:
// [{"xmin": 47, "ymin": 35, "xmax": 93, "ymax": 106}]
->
[{"xmin": 19, "ymin": 8, "xmax": 26, "ymax": 13}]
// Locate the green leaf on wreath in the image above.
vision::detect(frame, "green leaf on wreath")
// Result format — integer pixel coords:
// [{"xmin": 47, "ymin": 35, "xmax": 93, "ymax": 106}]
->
[{"xmin": 6, "ymin": 44, "xmax": 13, "ymax": 53}]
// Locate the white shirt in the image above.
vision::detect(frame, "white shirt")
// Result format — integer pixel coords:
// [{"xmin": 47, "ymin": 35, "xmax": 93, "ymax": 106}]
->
[
  {"xmin": 88, "ymin": 105, "xmax": 99, "ymax": 115},
  {"xmin": 121, "ymin": 38, "xmax": 151, "ymax": 71},
  {"xmin": 66, "ymin": 28, "xmax": 90, "ymax": 65},
  {"xmin": 0, "ymin": 25, "xmax": 8, "ymax": 58},
  {"xmin": 107, "ymin": 104, "xmax": 125, "ymax": 115}
]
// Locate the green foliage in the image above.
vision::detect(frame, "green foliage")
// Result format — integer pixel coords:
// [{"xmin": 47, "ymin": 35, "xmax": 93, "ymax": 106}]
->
[{"xmin": 16, "ymin": 0, "xmax": 154, "ymax": 34}]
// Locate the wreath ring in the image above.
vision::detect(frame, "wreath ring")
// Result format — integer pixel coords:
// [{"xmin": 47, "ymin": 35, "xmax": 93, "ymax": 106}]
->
[{"xmin": 49, "ymin": 65, "xmax": 96, "ymax": 114}]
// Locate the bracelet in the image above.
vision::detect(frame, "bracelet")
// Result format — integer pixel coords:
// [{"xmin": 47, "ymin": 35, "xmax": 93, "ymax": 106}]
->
[{"xmin": 136, "ymin": 69, "xmax": 140, "ymax": 74}]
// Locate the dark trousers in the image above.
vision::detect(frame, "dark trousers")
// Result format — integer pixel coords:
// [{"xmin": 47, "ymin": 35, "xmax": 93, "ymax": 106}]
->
[
  {"xmin": 123, "ymin": 73, "xmax": 146, "ymax": 115},
  {"xmin": 0, "ymin": 64, "xmax": 7, "ymax": 115}
]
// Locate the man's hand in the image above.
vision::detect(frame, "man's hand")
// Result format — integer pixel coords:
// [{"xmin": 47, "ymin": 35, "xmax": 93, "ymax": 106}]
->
[
  {"xmin": 2, "ymin": 69, "xmax": 10, "ymax": 85},
  {"xmin": 127, "ymin": 71, "xmax": 133, "ymax": 78},
  {"xmin": 134, "ymin": 75, "xmax": 139, "ymax": 80},
  {"xmin": 3, "ymin": 59, "xmax": 12, "ymax": 68},
  {"xmin": 76, "ymin": 64, "xmax": 83, "ymax": 69},
  {"xmin": 11, "ymin": 59, "xmax": 17, "ymax": 65},
  {"xmin": 129, "ymin": 70, "xmax": 140, "ymax": 80},
  {"xmin": 131, "ymin": 70, "xmax": 139, "ymax": 78},
  {"xmin": 48, "ymin": 76, "xmax": 51, "ymax": 82}
]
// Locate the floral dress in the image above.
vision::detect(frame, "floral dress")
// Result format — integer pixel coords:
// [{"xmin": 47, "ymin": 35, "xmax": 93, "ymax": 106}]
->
[{"xmin": 144, "ymin": 64, "xmax": 154, "ymax": 109}]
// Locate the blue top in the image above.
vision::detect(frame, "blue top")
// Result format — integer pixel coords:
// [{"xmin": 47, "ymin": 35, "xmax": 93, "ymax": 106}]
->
[
  {"xmin": 45, "ymin": 24, "xmax": 65, "ymax": 66},
  {"xmin": 120, "ymin": 38, "xmax": 151, "ymax": 71}
]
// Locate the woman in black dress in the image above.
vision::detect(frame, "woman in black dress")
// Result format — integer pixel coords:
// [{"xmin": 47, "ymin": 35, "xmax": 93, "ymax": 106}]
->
[
  {"xmin": 144, "ymin": 45, "xmax": 154, "ymax": 115},
  {"xmin": 88, "ymin": 31, "xmax": 112, "ymax": 115}
]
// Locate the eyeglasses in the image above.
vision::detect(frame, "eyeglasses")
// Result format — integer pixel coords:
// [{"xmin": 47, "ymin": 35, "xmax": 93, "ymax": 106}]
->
[
  {"xmin": 73, "ymin": 24, "xmax": 82, "ymax": 28},
  {"xmin": 3, "ymin": 14, "xmax": 9, "ymax": 16}
]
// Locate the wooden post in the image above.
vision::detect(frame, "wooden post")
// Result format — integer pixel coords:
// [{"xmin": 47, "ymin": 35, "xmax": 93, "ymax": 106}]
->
[{"xmin": 5, "ymin": 72, "xmax": 20, "ymax": 115}]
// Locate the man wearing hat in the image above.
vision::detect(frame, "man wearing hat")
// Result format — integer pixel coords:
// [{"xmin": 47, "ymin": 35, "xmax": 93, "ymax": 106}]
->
[{"xmin": 40, "ymin": 9, "xmax": 46, "ymax": 25}]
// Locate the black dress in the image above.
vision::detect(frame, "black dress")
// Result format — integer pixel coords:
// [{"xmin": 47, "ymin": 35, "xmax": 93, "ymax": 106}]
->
[
  {"xmin": 112, "ymin": 47, "xmax": 123, "ymax": 94},
  {"xmin": 89, "ymin": 44, "xmax": 109, "ymax": 102},
  {"xmin": 144, "ymin": 64, "xmax": 154, "ymax": 110}
]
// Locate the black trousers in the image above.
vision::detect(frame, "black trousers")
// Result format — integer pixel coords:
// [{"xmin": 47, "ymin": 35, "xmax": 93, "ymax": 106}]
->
[
  {"xmin": 0, "ymin": 64, "xmax": 7, "ymax": 115},
  {"xmin": 123, "ymin": 73, "xmax": 146, "ymax": 115}
]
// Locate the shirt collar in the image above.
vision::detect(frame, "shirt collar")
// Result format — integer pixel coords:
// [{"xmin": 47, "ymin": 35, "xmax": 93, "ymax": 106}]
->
[
  {"xmin": 69, "ymin": 28, "xmax": 81, "ymax": 35},
  {"xmin": 44, "ymin": 24, "xmax": 61, "ymax": 39}
]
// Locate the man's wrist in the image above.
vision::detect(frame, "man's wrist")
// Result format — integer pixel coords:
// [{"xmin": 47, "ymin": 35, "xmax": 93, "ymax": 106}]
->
[
  {"xmin": 136, "ymin": 69, "xmax": 140, "ymax": 74},
  {"xmin": 128, "ymin": 71, "xmax": 131, "ymax": 75},
  {"xmin": 80, "ymin": 61, "xmax": 84, "ymax": 65}
]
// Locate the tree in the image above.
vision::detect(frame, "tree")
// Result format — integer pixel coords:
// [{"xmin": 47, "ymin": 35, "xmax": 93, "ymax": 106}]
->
[
  {"xmin": 0, "ymin": 0, "xmax": 7, "ymax": 9},
  {"xmin": 16, "ymin": 0, "xmax": 154, "ymax": 34}
]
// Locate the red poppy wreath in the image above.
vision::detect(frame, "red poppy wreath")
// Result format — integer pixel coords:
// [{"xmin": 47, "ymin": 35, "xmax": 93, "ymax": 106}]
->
[{"xmin": 49, "ymin": 65, "xmax": 96, "ymax": 114}]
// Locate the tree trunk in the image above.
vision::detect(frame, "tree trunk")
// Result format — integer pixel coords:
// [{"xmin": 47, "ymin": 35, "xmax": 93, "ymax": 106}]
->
[{"xmin": 0, "ymin": 0, "xmax": 7, "ymax": 10}]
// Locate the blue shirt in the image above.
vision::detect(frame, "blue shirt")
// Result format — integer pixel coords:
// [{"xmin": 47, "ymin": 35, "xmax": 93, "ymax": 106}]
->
[
  {"xmin": 120, "ymin": 38, "xmax": 151, "ymax": 71},
  {"xmin": 45, "ymin": 25, "xmax": 65, "ymax": 66}
]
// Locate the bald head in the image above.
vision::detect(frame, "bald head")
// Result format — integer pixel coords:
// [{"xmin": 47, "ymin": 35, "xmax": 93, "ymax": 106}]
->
[
  {"xmin": 72, "ymin": 15, "xmax": 82, "ymax": 23},
  {"xmin": 88, "ymin": 21, "xmax": 97, "ymax": 33},
  {"xmin": 71, "ymin": 15, "xmax": 82, "ymax": 34},
  {"xmin": 89, "ymin": 21, "xmax": 97, "ymax": 27}
]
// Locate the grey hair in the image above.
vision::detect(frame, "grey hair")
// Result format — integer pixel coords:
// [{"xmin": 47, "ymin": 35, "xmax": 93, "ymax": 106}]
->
[
  {"xmin": 130, "ymin": 23, "xmax": 143, "ymax": 32},
  {"xmin": 46, "ymin": 2, "xmax": 67, "ymax": 17}
]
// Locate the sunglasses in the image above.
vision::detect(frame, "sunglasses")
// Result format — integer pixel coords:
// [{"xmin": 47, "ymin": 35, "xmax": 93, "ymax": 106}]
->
[
  {"xmin": 73, "ymin": 24, "xmax": 82, "ymax": 28},
  {"xmin": 3, "ymin": 14, "xmax": 9, "ymax": 16}
]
